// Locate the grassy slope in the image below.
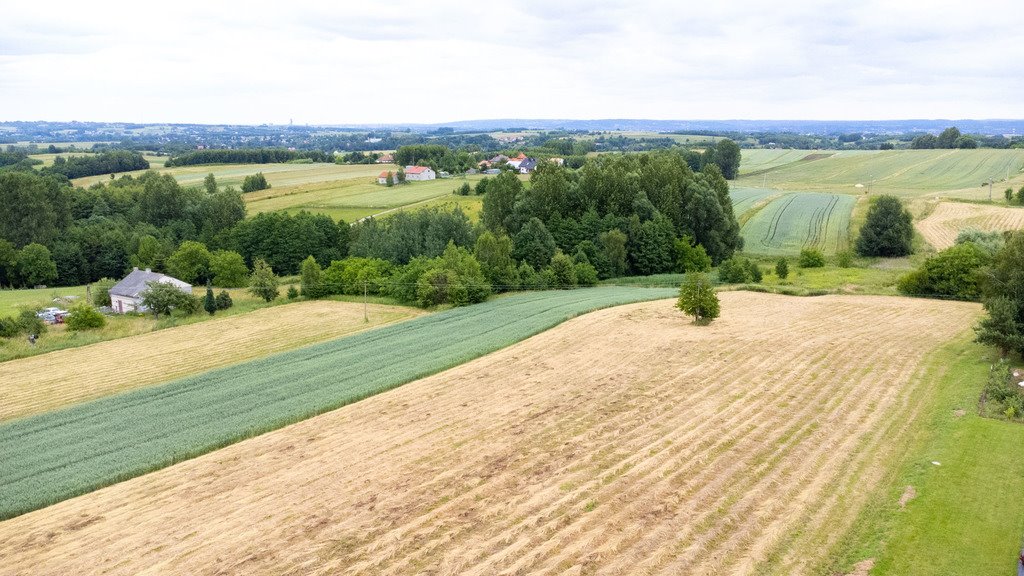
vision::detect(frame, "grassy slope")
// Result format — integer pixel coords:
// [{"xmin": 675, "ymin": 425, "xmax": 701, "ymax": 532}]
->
[
  {"xmin": 827, "ymin": 335, "xmax": 1024, "ymax": 575},
  {"xmin": 0, "ymin": 286, "xmax": 675, "ymax": 520},
  {"xmin": 1, "ymin": 300, "xmax": 422, "ymax": 422},
  {"xmin": 736, "ymin": 149, "xmax": 1024, "ymax": 199},
  {"xmin": 739, "ymin": 192, "xmax": 856, "ymax": 255}
]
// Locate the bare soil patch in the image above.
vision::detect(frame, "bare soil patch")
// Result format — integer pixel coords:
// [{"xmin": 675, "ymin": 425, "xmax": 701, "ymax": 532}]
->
[{"xmin": 0, "ymin": 293, "xmax": 979, "ymax": 575}]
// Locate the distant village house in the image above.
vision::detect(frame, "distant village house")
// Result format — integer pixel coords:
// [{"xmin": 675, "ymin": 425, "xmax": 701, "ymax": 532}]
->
[
  {"xmin": 403, "ymin": 166, "xmax": 436, "ymax": 181},
  {"xmin": 109, "ymin": 268, "xmax": 192, "ymax": 314},
  {"xmin": 376, "ymin": 153, "xmax": 394, "ymax": 164}
]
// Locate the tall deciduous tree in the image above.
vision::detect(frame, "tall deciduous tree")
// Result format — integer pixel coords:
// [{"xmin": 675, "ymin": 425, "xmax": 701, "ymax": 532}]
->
[
  {"xmin": 166, "ymin": 241, "xmax": 212, "ymax": 284},
  {"xmin": 248, "ymin": 258, "xmax": 279, "ymax": 302},
  {"xmin": 513, "ymin": 217, "xmax": 557, "ymax": 270},
  {"xmin": 856, "ymin": 195, "xmax": 913, "ymax": 257},
  {"xmin": 713, "ymin": 138, "xmax": 741, "ymax": 179},
  {"xmin": 300, "ymin": 255, "xmax": 324, "ymax": 298},
  {"xmin": 16, "ymin": 243, "xmax": 58, "ymax": 287}
]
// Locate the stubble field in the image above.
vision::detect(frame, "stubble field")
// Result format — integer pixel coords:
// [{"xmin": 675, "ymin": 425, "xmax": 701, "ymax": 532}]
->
[
  {"xmin": 915, "ymin": 201, "xmax": 1024, "ymax": 250},
  {"xmin": 0, "ymin": 292, "xmax": 980, "ymax": 576}
]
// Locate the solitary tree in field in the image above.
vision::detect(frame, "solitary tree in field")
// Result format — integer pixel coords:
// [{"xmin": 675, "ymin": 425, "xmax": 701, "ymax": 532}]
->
[
  {"xmin": 677, "ymin": 273, "xmax": 720, "ymax": 325},
  {"xmin": 248, "ymin": 258, "xmax": 279, "ymax": 302},
  {"xmin": 204, "ymin": 173, "xmax": 217, "ymax": 194},
  {"xmin": 856, "ymin": 195, "xmax": 913, "ymax": 257}
]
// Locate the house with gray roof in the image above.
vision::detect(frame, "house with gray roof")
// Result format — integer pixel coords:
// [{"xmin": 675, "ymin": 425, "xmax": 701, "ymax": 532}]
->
[{"xmin": 109, "ymin": 268, "xmax": 192, "ymax": 314}]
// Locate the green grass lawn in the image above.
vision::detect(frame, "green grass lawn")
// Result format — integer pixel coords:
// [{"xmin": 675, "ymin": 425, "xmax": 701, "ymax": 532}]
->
[
  {"xmin": 825, "ymin": 335, "xmax": 1024, "ymax": 575},
  {"xmin": 0, "ymin": 285, "xmax": 89, "ymax": 316},
  {"xmin": 0, "ymin": 282, "xmax": 361, "ymax": 363}
]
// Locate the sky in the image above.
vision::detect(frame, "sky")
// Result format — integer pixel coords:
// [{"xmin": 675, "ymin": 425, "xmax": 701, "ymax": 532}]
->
[{"xmin": 2, "ymin": 0, "xmax": 1023, "ymax": 125}]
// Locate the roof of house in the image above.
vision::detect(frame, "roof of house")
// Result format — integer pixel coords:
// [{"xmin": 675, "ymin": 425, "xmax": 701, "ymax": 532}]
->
[
  {"xmin": 488, "ymin": 154, "xmax": 509, "ymax": 163},
  {"xmin": 512, "ymin": 153, "xmax": 527, "ymax": 160},
  {"xmin": 110, "ymin": 268, "xmax": 191, "ymax": 299},
  {"xmin": 378, "ymin": 171, "xmax": 391, "ymax": 178},
  {"xmin": 377, "ymin": 153, "xmax": 394, "ymax": 162},
  {"xmin": 519, "ymin": 157, "xmax": 538, "ymax": 170},
  {"xmin": 405, "ymin": 166, "xmax": 432, "ymax": 174}
]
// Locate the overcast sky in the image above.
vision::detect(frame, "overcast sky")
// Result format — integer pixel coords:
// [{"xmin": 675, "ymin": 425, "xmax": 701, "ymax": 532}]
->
[{"xmin": 2, "ymin": 0, "xmax": 1022, "ymax": 125}]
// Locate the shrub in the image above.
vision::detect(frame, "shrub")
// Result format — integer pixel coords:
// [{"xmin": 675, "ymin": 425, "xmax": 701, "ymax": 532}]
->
[
  {"xmin": 241, "ymin": 172, "xmax": 270, "ymax": 193},
  {"xmin": 835, "ymin": 250, "xmax": 853, "ymax": 268},
  {"xmin": 65, "ymin": 304, "xmax": 106, "ymax": 331},
  {"xmin": 549, "ymin": 251, "xmax": 577, "ymax": 289},
  {"xmin": 17, "ymin": 310, "xmax": 45, "ymax": 336},
  {"xmin": 718, "ymin": 256, "xmax": 759, "ymax": 283},
  {"xmin": 0, "ymin": 316, "xmax": 22, "ymax": 338},
  {"xmin": 745, "ymin": 259, "xmax": 762, "ymax": 283},
  {"xmin": 286, "ymin": 285, "xmax": 299, "ymax": 300},
  {"xmin": 798, "ymin": 249, "xmax": 825, "ymax": 268},
  {"xmin": 92, "ymin": 278, "xmax": 116, "ymax": 307},
  {"xmin": 897, "ymin": 242, "xmax": 991, "ymax": 300},
  {"xmin": 574, "ymin": 262, "xmax": 599, "ymax": 286},
  {"xmin": 717, "ymin": 257, "xmax": 745, "ymax": 283},
  {"xmin": 775, "ymin": 258, "xmax": 789, "ymax": 280},
  {"xmin": 215, "ymin": 290, "xmax": 233, "ymax": 310}
]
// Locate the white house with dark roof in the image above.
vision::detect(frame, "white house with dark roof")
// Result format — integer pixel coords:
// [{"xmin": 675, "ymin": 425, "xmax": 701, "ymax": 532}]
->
[{"xmin": 109, "ymin": 268, "xmax": 192, "ymax": 314}]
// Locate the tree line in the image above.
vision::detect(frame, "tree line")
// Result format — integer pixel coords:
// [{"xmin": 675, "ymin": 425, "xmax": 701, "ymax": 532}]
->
[
  {"xmin": 41, "ymin": 151, "xmax": 150, "ymax": 179},
  {"xmin": 164, "ymin": 148, "xmax": 330, "ymax": 167}
]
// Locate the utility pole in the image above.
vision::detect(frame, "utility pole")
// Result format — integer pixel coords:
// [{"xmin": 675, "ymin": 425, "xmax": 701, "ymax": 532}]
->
[{"xmin": 363, "ymin": 281, "xmax": 368, "ymax": 323}]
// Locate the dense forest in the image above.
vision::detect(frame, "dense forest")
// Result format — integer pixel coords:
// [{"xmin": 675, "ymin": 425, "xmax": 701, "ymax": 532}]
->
[{"xmin": 0, "ymin": 149, "xmax": 741, "ymax": 311}]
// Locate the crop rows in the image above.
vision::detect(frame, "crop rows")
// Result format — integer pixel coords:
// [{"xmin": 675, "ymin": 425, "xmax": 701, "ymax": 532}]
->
[
  {"xmin": 736, "ymin": 149, "xmax": 1024, "ymax": 198},
  {"xmin": 0, "ymin": 286, "xmax": 675, "ymax": 520},
  {"xmin": 0, "ymin": 293, "xmax": 981, "ymax": 575},
  {"xmin": 741, "ymin": 192, "xmax": 855, "ymax": 255},
  {"xmin": 1, "ymin": 300, "xmax": 421, "ymax": 422}
]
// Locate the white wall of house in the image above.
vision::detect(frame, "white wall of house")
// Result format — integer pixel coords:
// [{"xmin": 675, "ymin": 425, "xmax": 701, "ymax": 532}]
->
[
  {"xmin": 405, "ymin": 168, "xmax": 435, "ymax": 181},
  {"xmin": 110, "ymin": 294, "xmax": 141, "ymax": 314}
]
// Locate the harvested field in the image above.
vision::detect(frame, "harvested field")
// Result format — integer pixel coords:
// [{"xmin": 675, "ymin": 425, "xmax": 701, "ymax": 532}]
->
[
  {"xmin": 0, "ymin": 287, "xmax": 675, "ymax": 519},
  {"xmin": 915, "ymin": 201, "xmax": 1024, "ymax": 250},
  {"xmin": 0, "ymin": 300, "xmax": 421, "ymax": 422},
  {"xmin": 0, "ymin": 292, "xmax": 981, "ymax": 576}
]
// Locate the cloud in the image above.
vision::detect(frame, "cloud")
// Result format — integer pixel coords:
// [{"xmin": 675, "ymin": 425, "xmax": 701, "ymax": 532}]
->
[{"xmin": 0, "ymin": 0, "xmax": 1022, "ymax": 123}]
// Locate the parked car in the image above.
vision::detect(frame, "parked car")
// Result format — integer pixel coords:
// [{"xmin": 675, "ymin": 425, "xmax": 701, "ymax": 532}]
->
[{"xmin": 36, "ymin": 307, "xmax": 69, "ymax": 324}]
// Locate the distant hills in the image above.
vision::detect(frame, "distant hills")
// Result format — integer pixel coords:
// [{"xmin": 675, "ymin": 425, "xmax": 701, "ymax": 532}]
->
[
  {"xmin": 4, "ymin": 119, "xmax": 1024, "ymax": 144},
  {"xmin": 346, "ymin": 118, "xmax": 1024, "ymax": 135}
]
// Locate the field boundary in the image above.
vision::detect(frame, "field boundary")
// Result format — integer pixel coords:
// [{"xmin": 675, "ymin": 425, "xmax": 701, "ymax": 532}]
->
[{"xmin": 0, "ymin": 287, "xmax": 676, "ymax": 520}]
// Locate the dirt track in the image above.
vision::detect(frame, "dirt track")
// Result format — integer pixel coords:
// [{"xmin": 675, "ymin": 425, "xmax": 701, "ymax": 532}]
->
[
  {"xmin": 916, "ymin": 201, "xmax": 1024, "ymax": 249},
  {"xmin": 0, "ymin": 292, "xmax": 980, "ymax": 575}
]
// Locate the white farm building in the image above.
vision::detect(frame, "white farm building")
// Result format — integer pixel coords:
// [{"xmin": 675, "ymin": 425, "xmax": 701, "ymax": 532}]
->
[{"xmin": 108, "ymin": 268, "xmax": 192, "ymax": 314}]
